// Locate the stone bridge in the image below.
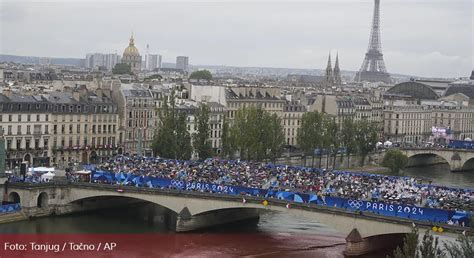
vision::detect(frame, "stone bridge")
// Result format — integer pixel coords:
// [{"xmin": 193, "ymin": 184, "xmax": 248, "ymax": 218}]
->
[
  {"xmin": 4, "ymin": 182, "xmax": 467, "ymax": 256},
  {"xmin": 401, "ymin": 148, "xmax": 474, "ymax": 172}
]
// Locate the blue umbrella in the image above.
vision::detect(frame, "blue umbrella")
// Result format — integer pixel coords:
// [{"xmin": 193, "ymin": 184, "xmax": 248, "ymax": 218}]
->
[
  {"xmin": 308, "ymin": 194, "xmax": 319, "ymax": 204},
  {"xmin": 276, "ymin": 191, "xmax": 293, "ymax": 199},
  {"xmin": 276, "ymin": 191, "xmax": 304, "ymax": 203},
  {"xmin": 115, "ymin": 172, "xmax": 126, "ymax": 182},
  {"xmin": 292, "ymin": 194, "xmax": 304, "ymax": 203}
]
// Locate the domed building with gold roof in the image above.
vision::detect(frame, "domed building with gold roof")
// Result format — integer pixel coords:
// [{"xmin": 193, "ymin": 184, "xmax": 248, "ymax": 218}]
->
[{"xmin": 121, "ymin": 33, "xmax": 142, "ymax": 72}]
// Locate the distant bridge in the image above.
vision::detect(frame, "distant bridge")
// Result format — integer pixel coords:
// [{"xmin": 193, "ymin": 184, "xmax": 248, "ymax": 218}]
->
[
  {"xmin": 5, "ymin": 182, "xmax": 468, "ymax": 256},
  {"xmin": 401, "ymin": 148, "xmax": 474, "ymax": 172}
]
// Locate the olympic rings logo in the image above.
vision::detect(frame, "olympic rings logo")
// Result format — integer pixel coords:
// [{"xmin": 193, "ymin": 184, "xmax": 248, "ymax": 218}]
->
[
  {"xmin": 348, "ymin": 200, "xmax": 364, "ymax": 209},
  {"xmin": 171, "ymin": 180, "xmax": 184, "ymax": 188}
]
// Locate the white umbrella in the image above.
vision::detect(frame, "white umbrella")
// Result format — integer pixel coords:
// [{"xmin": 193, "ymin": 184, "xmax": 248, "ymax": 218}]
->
[
  {"xmin": 75, "ymin": 170, "xmax": 91, "ymax": 175},
  {"xmin": 41, "ymin": 171, "xmax": 55, "ymax": 182}
]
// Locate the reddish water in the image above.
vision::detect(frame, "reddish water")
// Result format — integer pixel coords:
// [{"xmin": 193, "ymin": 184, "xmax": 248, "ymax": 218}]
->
[
  {"xmin": 0, "ymin": 233, "xmax": 347, "ymax": 258},
  {"xmin": 0, "ymin": 210, "xmax": 352, "ymax": 257}
]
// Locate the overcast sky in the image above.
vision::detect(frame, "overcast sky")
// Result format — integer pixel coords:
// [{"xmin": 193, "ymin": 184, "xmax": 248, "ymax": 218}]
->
[{"xmin": 1, "ymin": 0, "xmax": 472, "ymax": 78}]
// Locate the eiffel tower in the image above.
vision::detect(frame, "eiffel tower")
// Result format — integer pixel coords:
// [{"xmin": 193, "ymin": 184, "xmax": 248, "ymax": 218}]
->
[{"xmin": 355, "ymin": 0, "xmax": 391, "ymax": 84}]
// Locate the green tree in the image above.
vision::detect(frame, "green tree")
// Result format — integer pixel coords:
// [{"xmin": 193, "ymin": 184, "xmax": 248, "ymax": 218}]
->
[
  {"xmin": 392, "ymin": 228, "xmax": 447, "ymax": 258},
  {"xmin": 341, "ymin": 118, "xmax": 356, "ymax": 168},
  {"xmin": 323, "ymin": 115, "xmax": 341, "ymax": 169},
  {"xmin": 112, "ymin": 63, "xmax": 131, "ymax": 75},
  {"xmin": 393, "ymin": 227, "xmax": 419, "ymax": 258},
  {"xmin": 297, "ymin": 111, "xmax": 324, "ymax": 166},
  {"xmin": 232, "ymin": 108, "xmax": 249, "ymax": 159},
  {"xmin": 382, "ymin": 149, "xmax": 408, "ymax": 173},
  {"xmin": 444, "ymin": 234, "xmax": 474, "ymax": 258},
  {"xmin": 152, "ymin": 97, "xmax": 177, "ymax": 158},
  {"xmin": 418, "ymin": 230, "xmax": 443, "ymax": 258},
  {"xmin": 229, "ymin": 106, "xmax": 284, "ymax": 161},
  {"xmin": 265, "ymin": 113, "xmax": 285, "ymax": 162},
  {"xmin": 152, "ymin": 93, "xmax": 192, "ymax": 160},
  {"xmin": 220, "ymin": 117, "xmax": 233, "ymax": 159},
  {"xmin": 176, "ymin": 112, "xmax": 192, "ymax": 160},
  {"xmin": 189, "ymin": 70, "xmax": 212, "ymax": 80},
  {"xmin": 193, "ymin": 104, "xmax": 212, "ymax": 160},
  {"xmin": 144, "ymin": 74, "xmax": 162, "ymax": 81},
  {"xmin": 354, "ymin": 119, "xmax": 378, "ymax": 166},
  {"xmin": 245, "ymin": 107, "xmax": 262, "ymax": 160}
]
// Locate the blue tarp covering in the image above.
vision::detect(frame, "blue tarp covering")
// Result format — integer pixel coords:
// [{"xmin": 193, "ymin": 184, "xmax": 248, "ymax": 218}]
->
[{"xmin": 0, "ymin": 203, "xmax": 21, "ymax": 213}]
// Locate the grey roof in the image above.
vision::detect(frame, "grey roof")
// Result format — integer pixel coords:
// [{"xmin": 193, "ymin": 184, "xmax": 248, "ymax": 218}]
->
[
  {"xmin": 205, "ymin": 101, "xmax": 226, "ymax": 108},
  {"xmin": 6, "ymin": 93, "xmax": 47, "ymax": 103},
  {"xmin": 121, "ymin": 84, "xmax": 153, "ymax": 98},
  {"xmin": 46, "ymin": 92, "xmax": 78, "ymax": 104},
  {"xmin": 307, "ymin": 97, "xmax": 316, "ymax": 106},
  {"xmin": 414, "ymin": 79, "xmax": 452, "ymax": 90},
  {"xmin": 0, "ymin": 91, "xmax": 117, "ymax": 114},
  {"xmin": 352, "ymin": 97, "xmax": 370, "ymax": 106},
  {"xmin": 386, "ymin": 81, "xmax": 439, "ymax": 100},
  {"xmin": 336, "ymin": 99, "xmax": 355, "ymax": 108},
  {"xmin": 225, "ymin": 89, "xmax": 238, "ymax": 99},
  {"xmin": 0, "ymin": 93, "xmax": 50, "ymax": 113},
  {"xmin": 175, "ymin": 104, "xmax": 198, "ymax": 115},
  {"xmin": 284, "ymin": 101, "xmax": 306, "ymax": 112},
  {"xmin": 444, "ymin": 85, "xmax": 474, "ymax": 99},
  {"xmin": 0, "ymin": 94, "xmax": 9, "ymax": 102},
  {"xmin": 225, "ymin": 88, "xmax": 281, "ymax": 101}
]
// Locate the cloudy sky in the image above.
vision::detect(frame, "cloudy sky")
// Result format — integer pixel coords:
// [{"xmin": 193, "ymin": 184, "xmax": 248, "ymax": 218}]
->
[{"xmin": 0, "ymin": 0, "xmax": 472, "ymax": 78}]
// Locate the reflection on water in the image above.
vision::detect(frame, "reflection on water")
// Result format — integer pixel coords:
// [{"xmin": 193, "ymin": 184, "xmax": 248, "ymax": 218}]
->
[
  {"xmin": 0, "ymin": 210, "xmax": 347, "ymax": 257},
  {"xmin": 0, "ymin": 208, "xmax": 340, "ymax": 234},
  {"xmin": 380, "ymin": 164, "xmax": 474, "ymax": 189},
  {"xmin": 0, "ymin": 210, "xmax": 167, "ymax": 234}
]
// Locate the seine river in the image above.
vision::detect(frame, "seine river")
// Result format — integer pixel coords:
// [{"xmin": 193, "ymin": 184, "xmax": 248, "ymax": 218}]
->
[{"xmin": 1, "ymin": 164, "xmax": 472, "ymax": 257}]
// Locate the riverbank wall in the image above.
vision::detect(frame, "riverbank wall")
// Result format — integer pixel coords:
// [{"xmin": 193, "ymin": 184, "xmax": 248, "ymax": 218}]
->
[{"xmin": 274, "ymin": 152, "xmax": 384, "ymax": 169}]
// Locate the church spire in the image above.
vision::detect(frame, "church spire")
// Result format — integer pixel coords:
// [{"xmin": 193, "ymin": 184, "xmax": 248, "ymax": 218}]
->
[
  {"xmin": 333, "ymin": 52, "xmax": 342, "ymax": 86},
  {"xmin": 325, "ymin": 52, "xmax": 334, "ymax": 86},
  {"xmin": 129, "ymin": 32, "xmax": 135, "ymax": 46}
]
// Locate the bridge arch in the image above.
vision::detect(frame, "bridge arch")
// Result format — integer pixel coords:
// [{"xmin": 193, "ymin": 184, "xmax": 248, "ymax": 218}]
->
[
  {"xmin": 68, "ymin": 193, "xmax": 182, "ymax": 214},
  {"xmin": 406, "ymin": 153, "xmax": 449, "ymax": 168},
  {"xmin": 37, "ymin": 192, "xmax": 49, "ymax": 208},
  {"xmin": 8, "ymin": 192, "xmax": 21, "ymax": 204},
  {"xmin": 462, "ymin": 157, "xmax": 474, "ymax": 171}
]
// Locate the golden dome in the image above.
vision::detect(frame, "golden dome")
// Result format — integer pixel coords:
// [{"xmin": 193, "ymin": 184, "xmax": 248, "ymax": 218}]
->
[{"xmin": 123, "ymin": 34, "xmax": 140, "ymax": 56}]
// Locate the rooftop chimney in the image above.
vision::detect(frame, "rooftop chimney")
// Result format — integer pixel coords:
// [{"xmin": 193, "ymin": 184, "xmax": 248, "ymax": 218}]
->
[
  {"xmin": 2, "ymin": 88, "xmax": 12, "ymax": 98},
  {"xmin": 72, "ymin": 91, "xmax": 81, "ymax": 102}
]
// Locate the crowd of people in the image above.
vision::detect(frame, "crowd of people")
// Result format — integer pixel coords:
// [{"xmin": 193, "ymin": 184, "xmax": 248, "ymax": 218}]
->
[{"xmin": 92, "ymin": 155, "xmax": 473, "ymax": 213}]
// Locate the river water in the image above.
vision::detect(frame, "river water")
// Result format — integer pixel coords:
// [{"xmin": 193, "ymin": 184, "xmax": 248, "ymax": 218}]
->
[
  {"xmin": 0, "ymin": 165, "xmax": 472, "ymax": 257},
  {"xmin": 388, "ymin": 164, "xmax": 474, "ymax": 189}
]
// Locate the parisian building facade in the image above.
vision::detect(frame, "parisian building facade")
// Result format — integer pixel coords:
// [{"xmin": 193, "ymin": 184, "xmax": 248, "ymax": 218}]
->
[{"xmin": 0, "ymin": 87, "xmax": 119, "ymax": 169}]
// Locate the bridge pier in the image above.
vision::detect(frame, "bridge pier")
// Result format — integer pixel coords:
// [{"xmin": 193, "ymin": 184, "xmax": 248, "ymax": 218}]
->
[
  {"xmin": 344, "ymin": 228, "xmax": 405, "ymax": 257},
  {"xmin": 176, "ymin": 207, "xmax": 261, "ymax": 232}
]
